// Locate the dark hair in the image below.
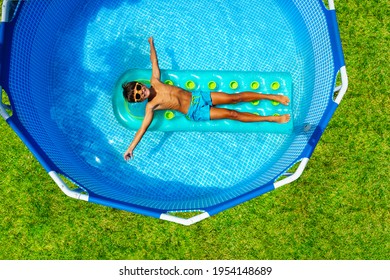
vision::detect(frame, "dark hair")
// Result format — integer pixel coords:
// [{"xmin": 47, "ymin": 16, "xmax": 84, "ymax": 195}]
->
[{"xmin": 122, "ymin": 81, "xmax": 139, "ymax": 103}]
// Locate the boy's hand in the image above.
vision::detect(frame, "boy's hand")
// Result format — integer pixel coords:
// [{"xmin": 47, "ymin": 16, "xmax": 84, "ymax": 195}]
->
[
  {"xmin": 124, "ymin": 147, "xmax": 134, "ymax": 161},
  {"xmin": 148, "ymin": 37, "xmax": 154, "ymax": 44}
]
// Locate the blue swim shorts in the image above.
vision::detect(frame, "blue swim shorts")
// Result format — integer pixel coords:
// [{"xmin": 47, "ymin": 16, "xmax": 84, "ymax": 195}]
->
[{"xmin": 185, "ymin": 91, "xmax": 213, "ymax": 121}]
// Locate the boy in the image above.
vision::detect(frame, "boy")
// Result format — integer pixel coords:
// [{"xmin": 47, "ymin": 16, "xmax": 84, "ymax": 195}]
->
[{"xmin": 123, "ymin": 37, "xmax": 290, "ymax": 160}]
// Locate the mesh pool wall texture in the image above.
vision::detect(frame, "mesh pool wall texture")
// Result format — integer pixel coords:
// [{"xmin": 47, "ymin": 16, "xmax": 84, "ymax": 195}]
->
[{"xmin": 6, "ymin": 0, "xmax": 334, "ymax": 210}]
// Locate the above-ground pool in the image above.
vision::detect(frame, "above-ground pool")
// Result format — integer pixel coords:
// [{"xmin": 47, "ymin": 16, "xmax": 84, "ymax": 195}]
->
[{"xmin": 0, "ymin": 0, "xmax": 347, "ymax": 225}]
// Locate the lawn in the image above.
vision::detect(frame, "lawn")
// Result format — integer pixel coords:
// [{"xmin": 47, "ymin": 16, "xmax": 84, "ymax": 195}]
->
[{"xmin": 0, "ymin": 0, "xmax": 389, "ymax": 260}]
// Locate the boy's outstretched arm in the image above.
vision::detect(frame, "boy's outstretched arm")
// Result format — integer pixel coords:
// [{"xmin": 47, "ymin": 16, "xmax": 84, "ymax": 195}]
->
[
  {"xmin": 148, "ymin": 37, "xmax": 161, "ymax": 81},
  {"xmin": 124, "ymin": 105, "xmax": 155, "ymax": 160}
]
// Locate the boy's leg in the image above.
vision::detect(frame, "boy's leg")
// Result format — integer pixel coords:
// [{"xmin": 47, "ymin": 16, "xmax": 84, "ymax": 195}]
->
[
  {"xmin": 211, "ymin": 91, "xmax": 289, "ymax": 106},
  {"xmin": 210, "ymin": 107, "xmax": 290, "ymax": 123}
]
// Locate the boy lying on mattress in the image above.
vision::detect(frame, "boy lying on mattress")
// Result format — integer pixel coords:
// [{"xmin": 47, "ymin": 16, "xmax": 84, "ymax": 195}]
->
[{"xmin": 122, "ymin": 37, "xmax": 290, "ymax": 160}]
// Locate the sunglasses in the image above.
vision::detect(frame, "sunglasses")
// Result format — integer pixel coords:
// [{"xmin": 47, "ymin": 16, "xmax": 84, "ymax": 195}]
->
[{"xmin": 133, "ymin": 83, "xmax": 143, "ymax": 102}]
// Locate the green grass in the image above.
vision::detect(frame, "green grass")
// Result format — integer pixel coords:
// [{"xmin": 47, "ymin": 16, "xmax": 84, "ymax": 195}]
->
[{"xmin": 0, "ymin": 0, "xmax": 389, "ymax": 260}]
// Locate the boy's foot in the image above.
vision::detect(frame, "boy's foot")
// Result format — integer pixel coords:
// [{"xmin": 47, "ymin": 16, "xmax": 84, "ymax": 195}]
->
[
  {"xmin": 275, "ymin": 114, "xmax": 291, "ymax": 123},
  {"xmin": 272, "ymin": 95, "xmax": 290, "ymax": 105}
]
